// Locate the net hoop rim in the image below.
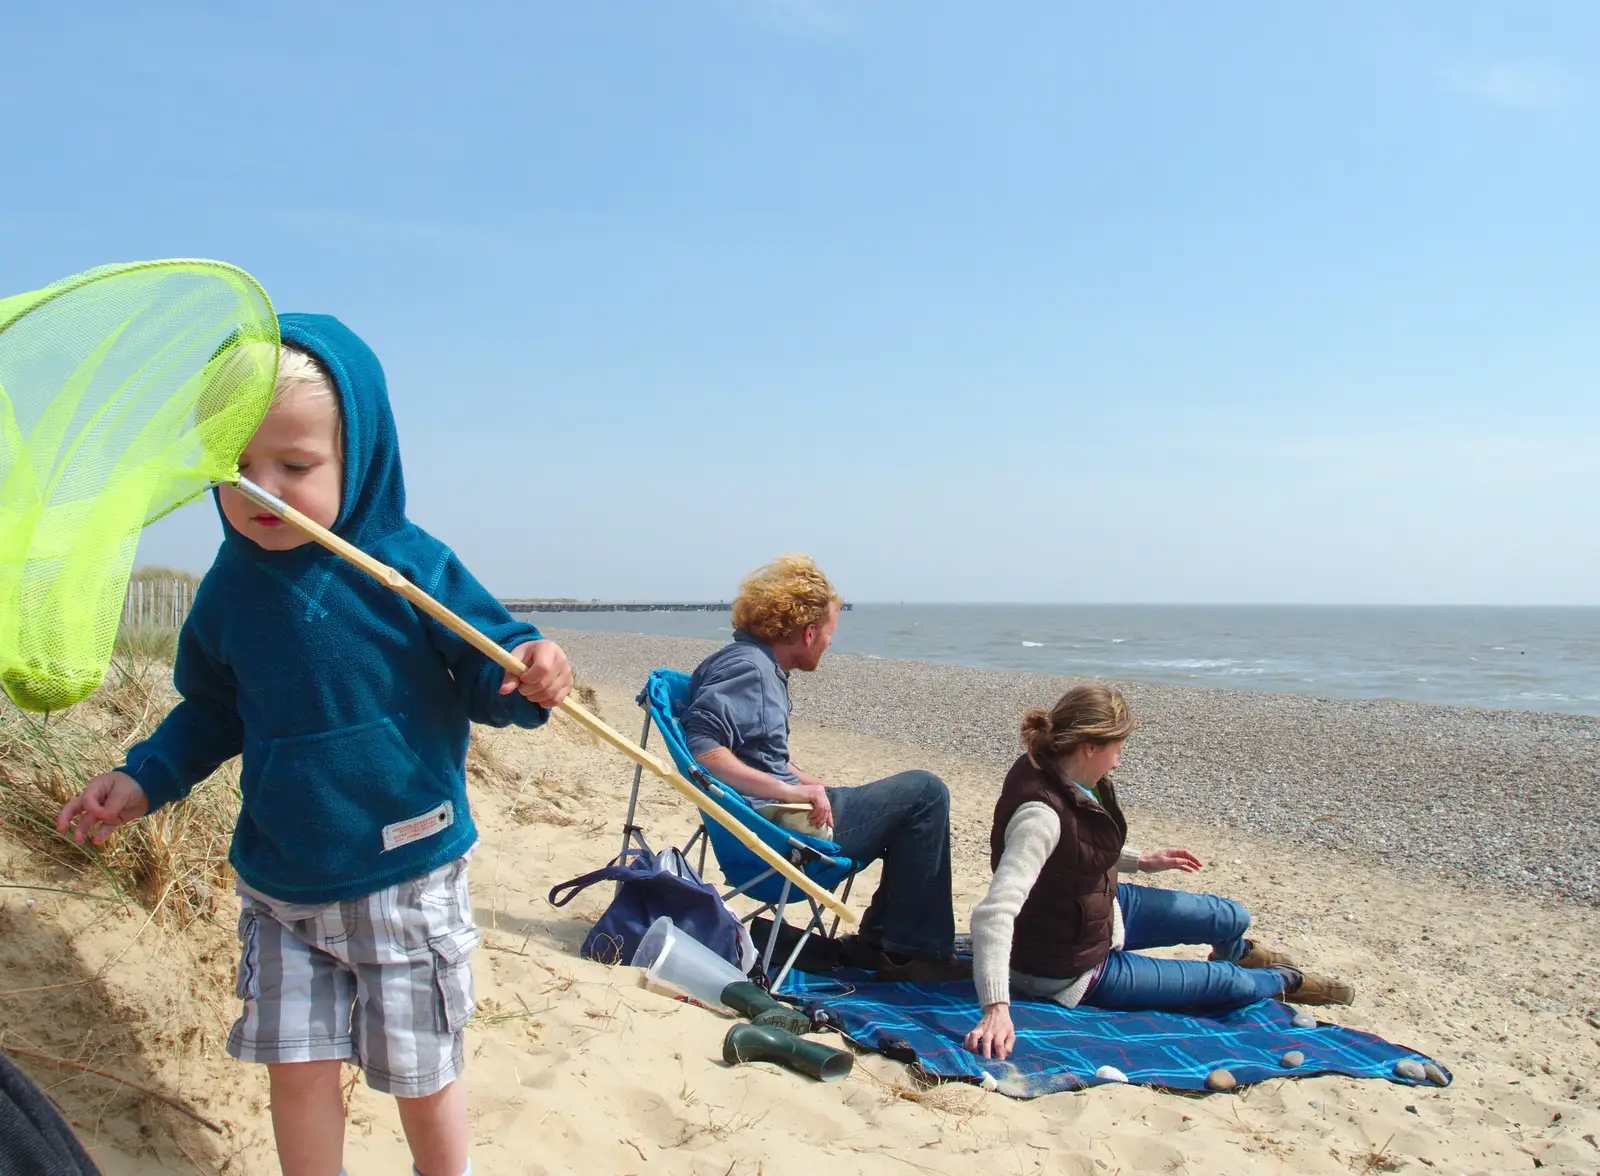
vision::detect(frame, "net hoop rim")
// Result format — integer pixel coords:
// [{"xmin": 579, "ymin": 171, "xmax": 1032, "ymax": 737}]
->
[
  {"xmin": 0, "ymin": 258, "xmax": 276, "ymax": 339},
  {"xmin": 0, "ymin": 256, "xmax": 281, "ymax": 527}
]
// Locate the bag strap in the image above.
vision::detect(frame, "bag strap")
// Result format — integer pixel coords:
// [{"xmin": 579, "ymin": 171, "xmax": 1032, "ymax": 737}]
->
[{"xmin": 546, "ymin": 852, "xmax": 643, "ymax": 908}]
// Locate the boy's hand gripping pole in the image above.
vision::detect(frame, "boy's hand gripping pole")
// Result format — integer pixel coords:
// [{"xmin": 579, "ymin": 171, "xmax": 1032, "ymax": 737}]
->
[{"xmin": 233, "ymin": 478, "xmax": 858, "ymax": 926}]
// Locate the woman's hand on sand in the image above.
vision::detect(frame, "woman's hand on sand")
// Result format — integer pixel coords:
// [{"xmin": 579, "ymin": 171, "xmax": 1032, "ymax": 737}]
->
[
  {"xmin": 792, "ymin": 783, "xmax": 834, "ymax": 829},
  {"xmin": 1139, "ymin": 847, "xmax": 1203, "ymax": 873},
  {"xmin": 501, "ymin": 639, "xmax": 573, "ymax": 707},
  {"xmin": 965, "ymin": 1002, "xmax": 1016, "ymax": 1060},
  {"xmin": 57, "ymin": 772, "xmax": 149, "ymax": 845}
]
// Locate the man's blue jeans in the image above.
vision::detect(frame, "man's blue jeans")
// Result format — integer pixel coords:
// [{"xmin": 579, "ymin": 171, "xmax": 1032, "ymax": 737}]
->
[
  {"xmin": 827, "ymin": 771, "xmax": 954, "ymax": 959},
  {"xmin": 1081, "ymin": 883, "xmax": 1285, "ymax": 1012}
]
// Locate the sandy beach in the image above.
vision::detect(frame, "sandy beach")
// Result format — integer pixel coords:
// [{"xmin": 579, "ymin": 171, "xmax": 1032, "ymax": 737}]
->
[{"xmin": 3, "ymin": 632, "xmax": 1599, "ymax": 1174}]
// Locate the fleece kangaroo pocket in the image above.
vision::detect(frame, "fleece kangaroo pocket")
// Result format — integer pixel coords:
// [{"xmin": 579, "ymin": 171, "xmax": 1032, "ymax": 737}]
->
[{"xmin": 249, "ymin": 718, "xmax": 448, "ymax": 879}]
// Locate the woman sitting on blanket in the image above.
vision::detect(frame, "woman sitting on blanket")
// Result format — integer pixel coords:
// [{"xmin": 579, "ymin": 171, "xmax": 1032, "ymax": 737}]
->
[{"xmin": 965, "ymin": 684, "xmax": 1354, "ymax": 1061}]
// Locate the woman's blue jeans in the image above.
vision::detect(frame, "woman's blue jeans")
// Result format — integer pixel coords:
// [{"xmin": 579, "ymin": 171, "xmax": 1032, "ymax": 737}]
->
[{"xmin": 1081, "ymin": 883, "xmax": 1286, "ymax": 1012}]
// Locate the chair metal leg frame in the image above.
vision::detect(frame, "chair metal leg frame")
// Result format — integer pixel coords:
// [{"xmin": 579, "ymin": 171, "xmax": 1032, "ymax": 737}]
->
[
  {"xmin": 733, "ymin": 883, "xmax": 832, "ymax": 993},
  {"xmin": 770, "ymin": 900, "xmax": 829, "ymax": 993},
  {"xmin": 727, "ymin": 881, "xmax": 794, "ymax": 980},
  {"xmin": 745, "ymin": 886, "xmax": 833, "ymax": 992},
  {"xmin": 758, "ymin": 877, "xmax": 793, "ymax": 978},
  {"xmin": 766, "ymin": 868, "xmax": 857, "ymax": 989},
  {"xmin": 727, "ymin": 865, "xmax": 856, "ymax": 991},
  {"xmin": 724, "ymin": 867, "xmax": 859, "ymax": 937},
  {"xmin": 732, "ymin": 886, "xmax": 783, "ymax": 942},
  {"xmin": 617, "ymin": 712, "xmax": 655, "ymax": 865},
  {"xmin": 683, "ymin": 825, "xmax": 707, "ymax": 866}
]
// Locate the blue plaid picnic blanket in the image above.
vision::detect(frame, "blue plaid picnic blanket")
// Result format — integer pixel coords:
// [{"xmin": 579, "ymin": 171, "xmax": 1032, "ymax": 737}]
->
[{"xmin": 779, "ymin": 971, "xmax": 1451, "ymax": 1097}]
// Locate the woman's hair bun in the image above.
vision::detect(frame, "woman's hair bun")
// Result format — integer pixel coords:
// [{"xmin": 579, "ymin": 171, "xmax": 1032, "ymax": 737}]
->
[{"xmin": 1019, "ymin": 708, "xmax": 1052, "ymax": 760}]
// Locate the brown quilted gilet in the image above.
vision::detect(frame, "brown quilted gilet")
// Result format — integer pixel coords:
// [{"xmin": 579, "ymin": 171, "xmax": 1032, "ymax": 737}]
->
[{"xmin": 988, "ymin": 753, "xmax": 1129, "ymax": 979}]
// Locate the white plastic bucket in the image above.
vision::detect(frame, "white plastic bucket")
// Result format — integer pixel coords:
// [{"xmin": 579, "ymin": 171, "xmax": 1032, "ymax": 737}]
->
[{"xmin": 631, "ymin": 916, "xmax": 746, "ymax": 1011}]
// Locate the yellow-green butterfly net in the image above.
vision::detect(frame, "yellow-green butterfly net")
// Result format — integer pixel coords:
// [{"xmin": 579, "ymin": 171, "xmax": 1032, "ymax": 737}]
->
[{"xmin": 0, "ymin": 260, "xmax": 278, "ymax": 712}]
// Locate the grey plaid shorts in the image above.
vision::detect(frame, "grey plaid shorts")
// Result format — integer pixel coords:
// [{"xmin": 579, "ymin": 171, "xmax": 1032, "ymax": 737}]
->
[{"xmin": 225, "ymin": 855, "xmax": 480, "ymax": 1098}]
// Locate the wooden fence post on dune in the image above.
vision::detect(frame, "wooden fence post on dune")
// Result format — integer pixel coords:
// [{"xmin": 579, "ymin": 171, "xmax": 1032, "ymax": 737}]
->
[{"xmin": 120, "ymin": 575, "xmax": 197, "ymax": 636}]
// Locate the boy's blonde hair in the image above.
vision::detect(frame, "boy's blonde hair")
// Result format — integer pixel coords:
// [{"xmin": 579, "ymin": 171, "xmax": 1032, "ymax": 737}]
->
[
  {"xmin": 731, "ymin": 554, "xmax": 841, "ymax": 642},
  {"xmin": 273, "ymin": 345, "xmax": 343, "ymax": 448},
  {"xmin": 274, "ymin": 345, "xmax": 335, "ymax": 408}
]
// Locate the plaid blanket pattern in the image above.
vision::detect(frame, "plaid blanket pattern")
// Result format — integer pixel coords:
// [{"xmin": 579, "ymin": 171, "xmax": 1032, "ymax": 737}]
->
[{"xmin": 779, "ymin": 971, "xmax": 1451, "ymax": 1097}]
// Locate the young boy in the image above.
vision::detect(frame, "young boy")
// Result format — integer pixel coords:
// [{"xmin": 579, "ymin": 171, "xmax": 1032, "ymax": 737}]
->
[{"xmin": 56, "ymin": 314, "xmax": 568, "ymax": 1176}]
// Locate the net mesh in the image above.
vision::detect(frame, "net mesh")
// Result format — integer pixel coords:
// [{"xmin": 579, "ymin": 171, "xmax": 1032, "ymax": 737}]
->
[{"xmin": 0, "ymin": 260, "xmax": 278, "ymax": 711}]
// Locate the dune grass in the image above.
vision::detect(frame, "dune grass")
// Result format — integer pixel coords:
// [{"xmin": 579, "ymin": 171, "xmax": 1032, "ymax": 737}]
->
[
  {"xmin": 113, "ymin": 623, "xmax": 180, "ymax": 664},
  {"xmin": 0, "ymin": 652, "xmax": 239, "ymax": 925}
]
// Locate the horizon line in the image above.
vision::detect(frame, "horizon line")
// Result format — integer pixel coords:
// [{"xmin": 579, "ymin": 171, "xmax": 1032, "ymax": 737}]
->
[{"xmin": 511, "ymin": 597, "xmax": 1600, "ymax": 609}]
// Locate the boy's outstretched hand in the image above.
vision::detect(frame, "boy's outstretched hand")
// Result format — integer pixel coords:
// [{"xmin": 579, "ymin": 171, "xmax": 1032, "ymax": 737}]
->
[
  {"xmin": 500, "ymin": 639, "xmax": 573, "ymax": 707},
  {"xmin": 57, "ymin": 772, "xmax": 150, "ymax": 845}
]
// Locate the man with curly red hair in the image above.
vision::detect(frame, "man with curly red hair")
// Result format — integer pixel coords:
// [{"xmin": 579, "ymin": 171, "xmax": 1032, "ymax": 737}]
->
[{"xmin": 683, "ymin": 555, "xmax": 965, "ymax": 982}]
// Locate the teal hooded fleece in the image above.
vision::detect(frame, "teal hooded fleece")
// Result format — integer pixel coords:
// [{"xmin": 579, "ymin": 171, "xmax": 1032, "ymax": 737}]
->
[{"xmin": 119, "ymin": 314, "xmax": 546, "ymax": 903}]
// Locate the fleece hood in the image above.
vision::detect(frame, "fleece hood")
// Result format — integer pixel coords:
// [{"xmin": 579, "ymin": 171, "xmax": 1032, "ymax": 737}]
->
[{"xmin": 219, "ymin": 312, "xmax": 407, "ymax": 551}]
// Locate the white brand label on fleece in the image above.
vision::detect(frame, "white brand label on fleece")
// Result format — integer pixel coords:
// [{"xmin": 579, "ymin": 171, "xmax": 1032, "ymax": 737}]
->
[{"xmin": 381, "ymin": 801, "xmax": 454, "ymax": 852}]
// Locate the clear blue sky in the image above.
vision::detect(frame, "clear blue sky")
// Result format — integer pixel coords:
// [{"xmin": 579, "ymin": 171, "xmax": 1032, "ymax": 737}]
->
[{"xmin": 4, "ymin": 2, "xmax": 1595, "ymax": 604}]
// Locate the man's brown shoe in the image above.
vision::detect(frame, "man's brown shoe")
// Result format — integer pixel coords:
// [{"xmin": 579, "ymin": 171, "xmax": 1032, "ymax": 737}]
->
[
  {"xmin": 1214, "ymin": 940, "xmax": 1298, "ymax": 969},
  {"xmin": 1285, "ymin": 971, "xmax": 1355, "ymax": 1006}
]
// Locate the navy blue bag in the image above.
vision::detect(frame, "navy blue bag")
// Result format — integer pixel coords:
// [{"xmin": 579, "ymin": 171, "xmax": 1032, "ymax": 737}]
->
[
  {"xmin": 0, "ymin": 1051, "xmax": 102, "ymax": 1175},
  {"xmin": 548, "ymin": 846, "xmax": 754, "ymax": 969}
]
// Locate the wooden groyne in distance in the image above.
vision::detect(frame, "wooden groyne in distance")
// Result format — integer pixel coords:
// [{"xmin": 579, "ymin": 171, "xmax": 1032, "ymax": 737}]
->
[{"xmin": 500, "ymin": 600, "xmax": 853, "ymax": 614}]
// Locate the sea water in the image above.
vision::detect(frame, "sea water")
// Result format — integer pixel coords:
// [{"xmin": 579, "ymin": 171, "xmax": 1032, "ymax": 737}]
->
[{"xmin": 535, "ymin": 604, "xmax": 1600, "ymax": 716}]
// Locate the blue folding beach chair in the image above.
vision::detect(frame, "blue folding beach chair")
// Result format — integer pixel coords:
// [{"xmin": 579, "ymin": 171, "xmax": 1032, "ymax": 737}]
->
[{"xmin": 618, "ymin": 668, "xmax": 864, "ymax": 990}]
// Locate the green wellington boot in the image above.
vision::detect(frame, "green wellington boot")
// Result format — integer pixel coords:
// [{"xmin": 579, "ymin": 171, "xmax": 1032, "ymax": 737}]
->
[
  {"xmin": 720, "ymin": 981, "xmax": 815, "ymax": 1035},
  {"xmin": 723, "ymin": 1023, "xmax": 854, "ymax": 1083}
]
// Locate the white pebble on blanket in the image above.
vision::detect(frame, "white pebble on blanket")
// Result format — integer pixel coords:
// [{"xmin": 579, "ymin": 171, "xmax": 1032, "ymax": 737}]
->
[
  {"xmin": 978, "ymin": 1072, "xmax": 998, "ymax": 1091},
  {"xmin": 1280, "ymin": 1051, "xmax": 1305, "ymax": 1068},
  {"xmin": 1394, "ymin": 1059, "xmax": 1426, "ymax": 1081},
  {"xmin": 1292, "ymin": 1011, "xmax": 1318, "ymax": 1029},
  {"xmin": 1094, "ymin": 1065, "xmax": 1129, "ymax": 1084}
]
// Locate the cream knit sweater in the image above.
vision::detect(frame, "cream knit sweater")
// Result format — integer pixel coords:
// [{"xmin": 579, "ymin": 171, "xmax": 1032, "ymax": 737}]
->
[{"xmin": 971, "ymin": 801, "xmax": 1143, "ymax": 1009}]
